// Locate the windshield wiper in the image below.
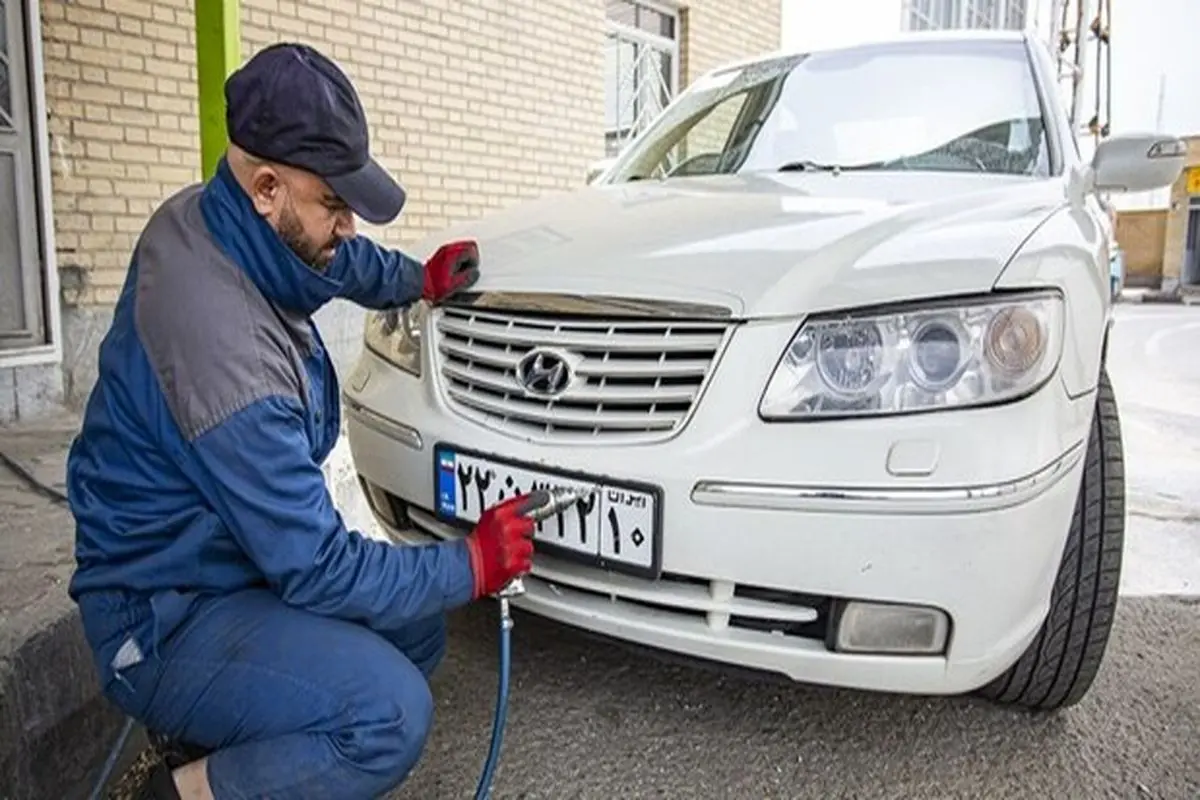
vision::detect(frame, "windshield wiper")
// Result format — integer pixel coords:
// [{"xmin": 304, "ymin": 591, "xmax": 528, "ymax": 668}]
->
[{"xmin": 777, "ymin": 159, "xmax": 882, "ymax": 173}]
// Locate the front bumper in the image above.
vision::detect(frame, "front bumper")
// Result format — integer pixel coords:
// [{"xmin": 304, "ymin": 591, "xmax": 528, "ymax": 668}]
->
[{"xmin": 343, "ymin": 317, "xmax": 1095, "ymax": 696}]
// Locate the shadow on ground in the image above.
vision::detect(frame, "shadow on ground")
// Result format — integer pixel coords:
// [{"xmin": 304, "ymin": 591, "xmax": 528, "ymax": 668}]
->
[{"xmin": 396, "ymin": 596, "xmax": 1199, "ymax": 799}]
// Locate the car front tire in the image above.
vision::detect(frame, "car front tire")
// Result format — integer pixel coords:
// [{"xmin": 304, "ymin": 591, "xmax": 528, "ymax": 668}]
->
[{"xmin": 975, "ymin": 368, "xmax": 1125, "ymax": 711}]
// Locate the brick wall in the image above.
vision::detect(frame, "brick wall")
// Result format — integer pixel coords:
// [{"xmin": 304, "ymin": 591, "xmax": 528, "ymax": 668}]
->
[
  {"xmin": 240, "ymin": 0, "xmax": 609, "ymax": 250},
  {"xmin": 679, "ymin": 0, "xmax": 781, "ymax": 87},
  {"xmin": 40, "ymin": 0, "xmax": 781, "ymax": 306},
  {"xmin": 40, "ymin": 0, "xmax": 609, "ymax": 306},
  {"xmin": 36, "ymin": 0, "xmax": 780, "ymax": 403},
  {"xmin": 40, "ymin": 0, "xmax": 201, "ymax": 307},
  {"xmin": 1115, "ymin": 209, "xmax": 1168, "ymax": 286},
  {"xmin": 625, "ymin": 0, "xmax": 780, "ymax": 176}
]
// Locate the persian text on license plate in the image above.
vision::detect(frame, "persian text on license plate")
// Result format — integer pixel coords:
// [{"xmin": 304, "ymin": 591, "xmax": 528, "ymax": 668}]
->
[{"xmin": 434, "ymin": 445, "xmax": 661, "ymax": 577}]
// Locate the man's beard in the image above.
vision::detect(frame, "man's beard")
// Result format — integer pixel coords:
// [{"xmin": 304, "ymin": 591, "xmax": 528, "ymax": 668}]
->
[{"xmin": 278, "ymin": 206, "xmax": 338, "ymax": 271}]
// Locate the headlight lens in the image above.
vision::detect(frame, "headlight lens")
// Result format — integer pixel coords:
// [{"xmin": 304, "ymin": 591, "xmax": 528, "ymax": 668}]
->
[
  {"xmin": 363, "ymin": 301, "xmax": 428, "ymax": 377},
  {"xmin": 759, "ymin": 291, "xmax": 1064, "ymax": 420}
]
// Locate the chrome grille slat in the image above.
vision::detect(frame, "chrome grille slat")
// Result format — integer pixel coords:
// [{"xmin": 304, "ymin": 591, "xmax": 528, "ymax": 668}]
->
[
  {"xmin": 433, "ymin": 302, "xmax": 730, "ymax": 442},
  {"xmin": 442, "ymin": 360, "xmax": 699, "ymax": 404},
  {"xmin": 575, "ymin": 359, "xmax": 713, "ymax": 379},
  {"xmin": 446, "ymin": 386, "xmax": 680, "ymax": 430},
  {"xmin": 437, "ymin": 315, "xmax": 725, "ymax": 352},
  {"xmin": 437, "ymin": 340, "xmax": 714, "ymax": 379},
  {"xmin": 438, "ymin": 340, "xmax": 519, "ymax": 370}
]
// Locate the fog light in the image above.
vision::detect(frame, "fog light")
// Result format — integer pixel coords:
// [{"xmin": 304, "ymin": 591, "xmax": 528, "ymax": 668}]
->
[{"xmin": 833, "ymin": 601, "xmax": 949, "ymax": 655}]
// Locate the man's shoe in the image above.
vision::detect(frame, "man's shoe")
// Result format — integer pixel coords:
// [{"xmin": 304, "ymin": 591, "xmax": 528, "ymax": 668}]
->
[
  {"xmin": 135, "ymin": 761, "xmax": 182, "ymax": 800},
  {"xmin": 147, "ymin": 730, "xmax": 211, "ymax": 770}
]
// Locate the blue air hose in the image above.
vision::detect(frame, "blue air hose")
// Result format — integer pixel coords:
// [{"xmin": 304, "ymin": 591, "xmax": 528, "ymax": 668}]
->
[
  {"xmin": 472, "ymin": 488, "xmax": 592, "ymax": 799},
  {"xmin": 473, "ymin": 596, "xmax": 515, "ymax": 800}
]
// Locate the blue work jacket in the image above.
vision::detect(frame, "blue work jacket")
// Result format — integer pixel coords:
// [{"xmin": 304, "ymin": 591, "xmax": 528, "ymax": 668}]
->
[{"xmin": 67, "ymin": 158, "xmax": 474, "ymax": 682}]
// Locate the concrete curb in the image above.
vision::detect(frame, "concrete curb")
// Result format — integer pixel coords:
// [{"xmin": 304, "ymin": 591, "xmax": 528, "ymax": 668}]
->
[
  {"xmin": 1117, "ymin": 287, "xmax": 1200, "ymax": 305},
  {"xmin": 0, "ymin": 606, "xmax": 142, "ymax": 800},
  {"xmin": 0, "ymin": 424, "xmax": 378, "ymax": 799}
]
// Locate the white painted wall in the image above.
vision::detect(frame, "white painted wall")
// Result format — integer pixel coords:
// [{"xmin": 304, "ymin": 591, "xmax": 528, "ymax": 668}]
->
[{"xmin": 778, "ymin": 0, "xmax": 1199, "ymax": 210}]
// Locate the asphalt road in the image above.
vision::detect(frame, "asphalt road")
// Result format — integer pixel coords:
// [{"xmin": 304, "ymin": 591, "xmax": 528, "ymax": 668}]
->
[{"xmin": 389, "ymin": 303, "xmax": 1200, "ymax": 800}]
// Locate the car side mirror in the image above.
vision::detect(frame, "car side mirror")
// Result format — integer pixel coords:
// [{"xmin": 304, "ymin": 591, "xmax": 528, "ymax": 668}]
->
[
  {"xmin": 1091, "ymin": 133, "xmax": 1187, "ymax": 193},
  {"xmin": 587, "ymin": 157, "xmax": 616, "ymax": 185}
]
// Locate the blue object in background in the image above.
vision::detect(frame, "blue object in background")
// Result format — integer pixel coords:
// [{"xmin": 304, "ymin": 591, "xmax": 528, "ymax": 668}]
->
[{"xmin": 1110, "ymin": 246, "xmax": 1125, "ymax": 301}]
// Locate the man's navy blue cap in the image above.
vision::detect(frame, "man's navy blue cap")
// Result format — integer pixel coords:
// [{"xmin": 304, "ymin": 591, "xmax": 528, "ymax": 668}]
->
[{"xmin": 224, "ymin": 42, "xmax": 405, "ymax": 225}]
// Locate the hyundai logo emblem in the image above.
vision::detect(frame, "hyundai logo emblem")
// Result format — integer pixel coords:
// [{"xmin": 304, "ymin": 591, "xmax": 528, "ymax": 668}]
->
[{"xmin": 516, "ymin": 348, "xmax": 573, "ymax": 397}]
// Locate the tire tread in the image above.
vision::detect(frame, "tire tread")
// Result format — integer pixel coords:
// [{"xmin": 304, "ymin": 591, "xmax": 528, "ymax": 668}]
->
[{"xmin": 976, "ymin": 368, "xmax": 1125, "ymax": 711}]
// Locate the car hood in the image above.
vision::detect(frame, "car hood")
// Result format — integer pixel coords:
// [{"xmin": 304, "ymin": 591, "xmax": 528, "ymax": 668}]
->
[{"xmin": 410, "ymin": 171, "xmax": 1067, "ymax": 319}]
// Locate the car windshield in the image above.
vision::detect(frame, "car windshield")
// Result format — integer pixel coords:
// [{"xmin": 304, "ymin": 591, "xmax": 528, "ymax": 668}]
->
[{"xmin": 607, "ymin": 38, "xmax": 1053, "ymax": 182}]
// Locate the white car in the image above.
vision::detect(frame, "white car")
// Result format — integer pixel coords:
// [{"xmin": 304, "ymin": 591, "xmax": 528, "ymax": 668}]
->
[{"xmin": 344, "ymin": 31, "xmax": 1185, "ymax": 711}]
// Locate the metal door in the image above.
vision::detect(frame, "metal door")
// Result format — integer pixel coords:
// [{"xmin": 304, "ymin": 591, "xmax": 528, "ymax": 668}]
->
[{"xmin": 0, "ymin": 0, "xmax": 45, "ymax": 350}]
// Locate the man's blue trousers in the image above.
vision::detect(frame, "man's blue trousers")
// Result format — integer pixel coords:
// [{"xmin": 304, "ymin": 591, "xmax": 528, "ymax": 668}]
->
[{"xmin": 82, "ymin": 587, "xmax": 446, "ymax": 798}]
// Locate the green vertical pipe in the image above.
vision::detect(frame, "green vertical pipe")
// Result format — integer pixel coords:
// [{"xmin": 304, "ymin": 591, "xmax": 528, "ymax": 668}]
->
[{"xmin": 195, "ymin": 0, "xmax": 242, "ymax": 181}]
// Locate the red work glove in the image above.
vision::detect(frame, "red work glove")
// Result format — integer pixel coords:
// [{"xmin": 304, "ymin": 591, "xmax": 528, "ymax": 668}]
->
[
  {"xmin": 422, "ymin": 239, "xmax": 480, "ymax": 304},
  {"xmin": 464, "ymin": 494, "xmax": 536, "ymax": 599}
]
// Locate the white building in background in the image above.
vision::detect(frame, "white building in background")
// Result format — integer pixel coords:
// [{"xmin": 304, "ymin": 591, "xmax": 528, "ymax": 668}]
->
[
  {"xmin": 778, "ymin": 0, "xmax": 1037, "ymax": 51},
  {"xmin": 779, "ymin": 0, "xmax": 1200, "ymax": 211}
]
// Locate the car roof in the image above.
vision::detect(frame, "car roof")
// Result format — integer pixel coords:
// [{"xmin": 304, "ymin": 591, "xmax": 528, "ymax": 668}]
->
[{"xmin": 702, "ymin": 29, "xmax": 1033, "ymax": 80}]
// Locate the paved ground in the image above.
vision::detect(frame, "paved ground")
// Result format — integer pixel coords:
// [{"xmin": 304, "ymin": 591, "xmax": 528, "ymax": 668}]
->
[
  {"xmin": 397, "ymin": 597, "xmax": 1197, "ymax": 800},
  {"xmin": 1107, "ymin": 304, "xmax": 1200, "ymax": 597},
  {"xmin": 387, "ymin": 304, "xmax": 1200, "ymax": 800},
  {"xmin": 0, "ymin": 412, "xmax": 122, "ymax": 800}
]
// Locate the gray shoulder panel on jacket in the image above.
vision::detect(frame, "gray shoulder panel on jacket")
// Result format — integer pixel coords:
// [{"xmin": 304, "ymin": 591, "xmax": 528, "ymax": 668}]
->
[{"xmin": 133, "ymin": 185, "xmax": 306, "ymax": 442}]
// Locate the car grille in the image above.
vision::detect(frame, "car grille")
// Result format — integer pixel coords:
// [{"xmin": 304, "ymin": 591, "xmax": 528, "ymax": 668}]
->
[{"xmin": 432, "ymin": 304, "xmax": 731, "ymax": 442}]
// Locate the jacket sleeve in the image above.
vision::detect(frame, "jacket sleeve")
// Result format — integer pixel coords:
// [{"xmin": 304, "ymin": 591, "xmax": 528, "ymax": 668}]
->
[
  {"xmin": 184, "ymin": 391, "xmax": 476, "ymax": 628},
  {"xmin": 328, "ymin": 235, "xmax": 426, "ymax": 309}
]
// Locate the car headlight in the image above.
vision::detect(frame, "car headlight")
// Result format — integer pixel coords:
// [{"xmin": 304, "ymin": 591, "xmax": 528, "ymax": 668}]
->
[
  {"xmin": 363, "ymin": 301, "xmax": 428, "ymax": 377},
  {"xmin": 759, "ymin": 291, "xmax": 1064, "ymax": 420}
]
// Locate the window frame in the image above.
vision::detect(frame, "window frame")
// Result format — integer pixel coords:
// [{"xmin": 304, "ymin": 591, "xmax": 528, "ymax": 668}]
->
[
  {"xmin": 0, "ymin": 0, "xmax": 63, "ymax": 369},
  {"xmin": 902, "ymin": 0, "xmax": 1029, "ymax": 32},
  {"xmin": 603, "ymin": 0, "xmax": 682, "ymax": 157}
]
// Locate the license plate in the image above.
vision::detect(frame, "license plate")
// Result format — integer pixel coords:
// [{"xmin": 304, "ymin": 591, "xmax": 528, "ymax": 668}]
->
[{"xmin": 433, "ymin": 443, "xmax": 663, "ymax": 579}]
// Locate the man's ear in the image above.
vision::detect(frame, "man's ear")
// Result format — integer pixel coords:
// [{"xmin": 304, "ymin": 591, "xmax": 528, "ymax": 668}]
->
[{"xmin": 246, "ymin": 166, "xmax": 283, "ymax": 217}]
